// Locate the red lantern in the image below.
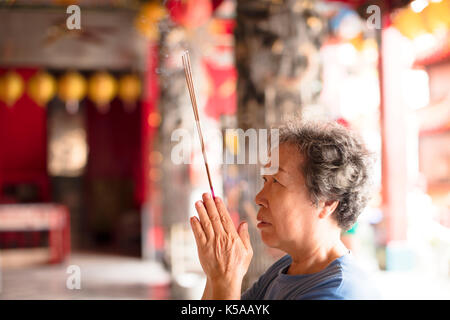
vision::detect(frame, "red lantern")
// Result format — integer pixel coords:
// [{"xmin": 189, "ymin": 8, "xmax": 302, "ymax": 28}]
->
[
  {"xmin": 212, "ymin": 0, "xmax": 224, "ymax": 11},
  {"xmin": 166, "ymin": 0, "xmax": 212, "ymax": 29}
]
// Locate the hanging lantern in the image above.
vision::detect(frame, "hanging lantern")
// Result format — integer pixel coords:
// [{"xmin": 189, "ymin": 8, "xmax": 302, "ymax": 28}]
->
[
  {"xmin": 88, "ymin": 71, "xmax": 117, "ymax": 114},
  {"xmin": 0, "ymin": 71, "xmax": 25, "ymax": 107},
  {"xmin": 392, "ymin": 7, "xmax": 427, "ymax": 39},
  {"xmin": 27, "ymin": 71, "xmax": 57, "ymax": 107},
  {"xmin": 167, "ymin": 0, "xmax": 212, "ymax": 29},
  {"xmin": 423, "ymin": 0, "xmax": 450, "ymax": 34},
  {"xmin": 58, "ymin": 71, "xmax": 87, "ymax": 114},
  {"xmin": 135, "ymin": 2, "xmax": 167, "ymax": 41},
  {"xmin": 118, "ymin": 74, "xmax": 141, "ymax": 112}
]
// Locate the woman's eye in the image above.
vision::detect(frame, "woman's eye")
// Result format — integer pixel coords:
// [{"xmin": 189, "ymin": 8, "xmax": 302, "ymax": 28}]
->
[{"xmin": 262, "ymin": 176, "xmax": 279, "ymax": 184}]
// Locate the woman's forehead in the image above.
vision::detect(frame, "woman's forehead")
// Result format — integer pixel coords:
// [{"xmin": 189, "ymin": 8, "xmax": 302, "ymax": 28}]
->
[
  {"xmin": 265, "ymin": 143, "xmax": 303, "ymax": 176},
  {"xmin": 282, "ymin": 145, "xmax": 303, "ymax": 174}
]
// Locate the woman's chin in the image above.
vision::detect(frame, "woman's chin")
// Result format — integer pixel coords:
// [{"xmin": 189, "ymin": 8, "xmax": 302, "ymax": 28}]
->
[{"xmin": 259, "ymin": 231, "xmax": 278, "ymax": 248}]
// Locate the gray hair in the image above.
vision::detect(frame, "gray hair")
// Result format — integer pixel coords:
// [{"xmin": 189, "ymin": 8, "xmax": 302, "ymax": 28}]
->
[{"xmin": 277, "ymin": 120, "xmax": 374, "ymax": 231}]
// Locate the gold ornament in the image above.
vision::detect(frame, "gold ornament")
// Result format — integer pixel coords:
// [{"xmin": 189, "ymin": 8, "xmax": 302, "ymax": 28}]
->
[
  {"xmin": 0, "ymin": 71, "xmax": 25, "ymax": 107},
  {"xmin": 135, "ymin": 2, "xmax": 167, "ymax": 41},
  {"xmin": 58, "ymin": 71, "xmax": 87, "ymax": 103},
  {"xmin": 58, "ymin": 71, "xmax": 87, "ymax": 114},
  {"xmin": 27, "ymin": 71, "xmax": 56, "ymax": 107},
  {"xmin": 118, "ymin": 74, "xmax": 141, "ymax": 112},
  {"xmin": 88, "ymin": 71, "xmax": 117, "ymax": 113}
]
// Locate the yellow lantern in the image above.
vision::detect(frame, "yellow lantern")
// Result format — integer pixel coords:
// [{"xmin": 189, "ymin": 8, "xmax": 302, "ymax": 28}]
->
[
  {"xmin": 58, "ymin": 71, "xmax": 87, "ymax": 114},
  {"xmin": 393, "ymin": 7, "xmax": 427, "ymax": 39},
  {"xmin": 423, "ymin": 0, "xmax": 450, "ymax": 34},
  {"xmin": 88, "ymin": 71, "xmax": 117, "ymax": 113},
  {"xmin": 135, "ymin": 2, "xmax": 167, "ymax": 41},
  {"xmin": 27, "ymin": 71, "xmax": 56, "ymax": 107},
  {"xmin": 118, "ymin": 74, "xmax": 141, "ymax": 112},
  {"xmin": 0, "ymin": 71, "xmax": 25, "ymax": 107}
]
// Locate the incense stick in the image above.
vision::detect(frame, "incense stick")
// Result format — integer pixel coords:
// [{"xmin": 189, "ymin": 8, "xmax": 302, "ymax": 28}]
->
[{"xmin": 182, "ymin": 51, "xmax": 216, "ymax": 199}]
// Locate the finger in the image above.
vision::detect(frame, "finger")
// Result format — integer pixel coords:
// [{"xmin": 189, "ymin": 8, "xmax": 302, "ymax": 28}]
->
[
  {"xmin": 195, "ymin": 201, "xmax": 214, "ymax": 241},
  {"xmin": 190, "ymin": 216, "xmax": 206, "ymax": 246},
  {"xmin": 214, "ymin": 196, "xmax": 237, "ymax": 235},
  {"xmin": 237, "ymin": 221, "xmax": 252, "ymax": 251},
  {"xmin": 202, "ymin": 193, "xmax": 225, "ymax": 235}
]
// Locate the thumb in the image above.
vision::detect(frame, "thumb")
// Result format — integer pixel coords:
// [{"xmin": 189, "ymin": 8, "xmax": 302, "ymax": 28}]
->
[{"xmin": 237, "ymin": 221, "xmax": 252, "ymax": 250}]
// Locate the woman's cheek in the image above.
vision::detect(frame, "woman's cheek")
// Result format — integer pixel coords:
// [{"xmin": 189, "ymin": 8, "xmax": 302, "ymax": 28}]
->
[
  {"xmin": 282, "ymin": 210, "xmax": 303, "ymax": 237},
  {"xmin": 272, "ymin": 221, "xmax": 287, "ymax": 243}
]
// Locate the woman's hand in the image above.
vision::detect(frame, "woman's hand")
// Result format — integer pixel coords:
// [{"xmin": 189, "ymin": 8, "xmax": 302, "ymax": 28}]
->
[{"xmin": 190, "ymin": 193, "xmax": 253, "ymax": 299}]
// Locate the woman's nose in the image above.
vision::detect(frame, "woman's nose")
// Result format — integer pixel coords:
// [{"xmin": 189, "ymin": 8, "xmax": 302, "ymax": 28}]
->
[{"xmin": 254, "ymin": 187, "xmax": 268, "ymax": 208}]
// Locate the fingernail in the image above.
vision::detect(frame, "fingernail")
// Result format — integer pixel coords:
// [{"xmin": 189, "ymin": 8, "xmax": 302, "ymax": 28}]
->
[{"xmin": 196, "ymin": 201, "xmax": 202, "ymax": 207}]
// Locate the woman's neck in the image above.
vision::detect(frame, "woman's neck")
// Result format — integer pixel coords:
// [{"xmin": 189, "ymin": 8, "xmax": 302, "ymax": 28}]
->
[{"xmin": 286, "ymin": 239, "xmax": 349, "ymax": 275}]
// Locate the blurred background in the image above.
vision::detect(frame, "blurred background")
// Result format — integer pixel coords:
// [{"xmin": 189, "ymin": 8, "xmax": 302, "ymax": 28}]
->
[{"xmin": 0, "ymin": 0, "xmax": 449, "ymax": 300}]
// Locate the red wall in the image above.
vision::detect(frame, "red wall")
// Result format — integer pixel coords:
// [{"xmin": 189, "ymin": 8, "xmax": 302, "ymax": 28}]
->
[{"xmin": 0, "ymin": 68, "xmax": 49, "ymax": 203}]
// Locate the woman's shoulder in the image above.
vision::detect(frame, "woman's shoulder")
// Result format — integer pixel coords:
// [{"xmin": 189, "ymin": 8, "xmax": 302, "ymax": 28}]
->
[
  {"xmin": 294, "ymin": 253, "xmax": 381, "ymax": 299},
  {"xmin": 332, "ymin": 254, "xmax": 382, "ymax": 299}
]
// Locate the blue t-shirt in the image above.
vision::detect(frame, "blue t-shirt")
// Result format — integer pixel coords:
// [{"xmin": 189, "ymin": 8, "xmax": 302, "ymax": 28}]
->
[{"xmin": 241, "ymin": 252, "xmax": 381, "ymax": 300}]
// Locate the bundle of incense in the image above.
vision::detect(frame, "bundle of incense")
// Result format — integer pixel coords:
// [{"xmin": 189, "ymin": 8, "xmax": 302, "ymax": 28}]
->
[{"xmin": 182, "ymin": 50, "xmax": 216, "ymax": 199}]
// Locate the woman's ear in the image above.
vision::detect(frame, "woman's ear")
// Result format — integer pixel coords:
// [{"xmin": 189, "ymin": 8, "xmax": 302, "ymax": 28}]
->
[{"xmin": 318, "ymin": 200, "xmax": 339, "ymax": 219}]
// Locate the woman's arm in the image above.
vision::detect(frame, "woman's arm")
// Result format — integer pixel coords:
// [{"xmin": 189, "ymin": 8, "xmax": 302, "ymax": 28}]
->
[
  {"xmin": 201, "ymin": 278, "xmax": 212, "ymax": 300},
  {"xmin": 202, "ymin": 277, "xmax": 243, "ymax": 300}
]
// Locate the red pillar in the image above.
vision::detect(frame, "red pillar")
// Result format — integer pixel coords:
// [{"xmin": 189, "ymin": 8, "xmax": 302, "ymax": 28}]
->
[{"xmin": 378, "ymin": 14, "xmax": 414, "ymax": 270}]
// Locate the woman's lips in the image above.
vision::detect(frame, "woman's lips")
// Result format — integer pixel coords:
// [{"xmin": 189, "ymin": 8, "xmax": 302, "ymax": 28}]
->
[{"xmin": 257, "ymin": 221, "xmax": 272, "ymax": 229}]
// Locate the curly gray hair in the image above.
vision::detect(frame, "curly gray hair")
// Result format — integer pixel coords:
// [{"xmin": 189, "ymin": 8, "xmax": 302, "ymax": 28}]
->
[{"xmin": 277, "ymin": 120, "xmax": 374, "ymax": 231}]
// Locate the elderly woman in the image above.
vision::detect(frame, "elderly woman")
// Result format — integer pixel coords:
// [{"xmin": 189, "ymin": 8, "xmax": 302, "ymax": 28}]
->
[{"xmin": 190, "ymin": 120, "xmax": 380, "ymax": 300}]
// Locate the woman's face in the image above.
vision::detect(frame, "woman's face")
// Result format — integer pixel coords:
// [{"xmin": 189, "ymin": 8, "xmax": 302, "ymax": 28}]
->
[{"xmin": 254, "ymin": 143, "xmax": 321, "ymax": 251}]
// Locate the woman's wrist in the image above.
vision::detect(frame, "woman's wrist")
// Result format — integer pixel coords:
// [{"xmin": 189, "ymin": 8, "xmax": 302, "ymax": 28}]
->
[{"xmin": 209, "ymin": 277, "xmax": 243, "ymax": 300}]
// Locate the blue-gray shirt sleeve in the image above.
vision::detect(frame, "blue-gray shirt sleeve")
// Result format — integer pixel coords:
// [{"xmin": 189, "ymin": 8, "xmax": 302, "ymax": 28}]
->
[{"xmin": 241, "ymin": 278, "xmax": 261, "ymax": 300}]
